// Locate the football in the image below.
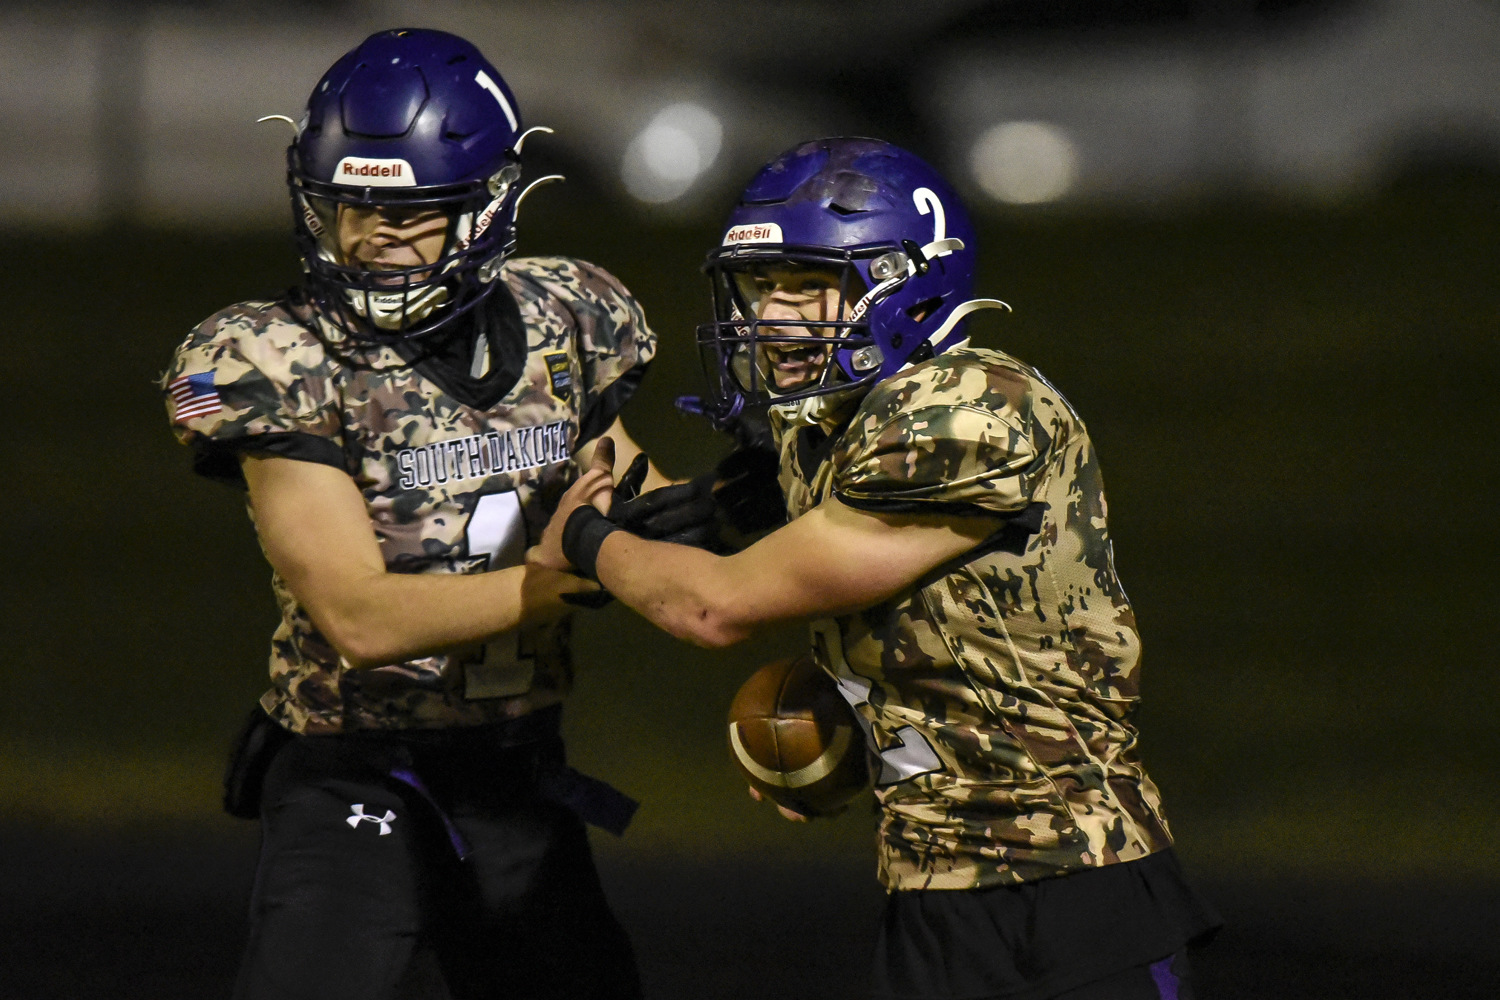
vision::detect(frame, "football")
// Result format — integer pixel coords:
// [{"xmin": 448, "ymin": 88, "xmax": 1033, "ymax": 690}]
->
[{"xmin": 727, "ymin": 653, "xmax": 871, "ymax": 817}]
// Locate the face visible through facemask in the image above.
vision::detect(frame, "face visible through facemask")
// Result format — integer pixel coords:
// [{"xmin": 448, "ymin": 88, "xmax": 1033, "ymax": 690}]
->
[
  {"xmin": 735, "ymin": 264, "xmax": 864, "ymax": 394},
  {"xmin": 335, "ymin": 204, "xmax": 450, "ymax": 285}
]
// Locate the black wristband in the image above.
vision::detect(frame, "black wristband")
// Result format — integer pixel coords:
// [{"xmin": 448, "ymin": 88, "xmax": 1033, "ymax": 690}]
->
[{"xmin": 561, "ymin": 505, "xmax": 621, "ymax": 582}]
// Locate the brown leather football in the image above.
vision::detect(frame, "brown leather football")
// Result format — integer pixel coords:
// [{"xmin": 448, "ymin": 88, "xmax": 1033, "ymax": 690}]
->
[{"xmin": 727, "ymin": 653, "xmax": 871, "ymax": 817}]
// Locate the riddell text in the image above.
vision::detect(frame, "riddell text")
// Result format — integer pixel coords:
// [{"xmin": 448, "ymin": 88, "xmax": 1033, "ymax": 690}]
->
[
  {"xmin": 342, "ymin": 162, "xmax": 404, "ymax": 178},
  {"xmin": 727, "ymin": 225, "xmax": 776, "ymax": 242}
]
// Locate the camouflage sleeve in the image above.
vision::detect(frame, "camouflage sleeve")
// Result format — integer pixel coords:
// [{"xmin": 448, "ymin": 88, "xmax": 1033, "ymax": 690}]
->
[
  {"xmin": 833, "ymin": 358, "xmax": 1042, "ymax": 516},
  {"xmin": 554, "ymin": 259, "xmax": 658, "ymax": 443},
  {"xmin": 163, "ymin": 302, "xmax": 345, "ymax": 484}
]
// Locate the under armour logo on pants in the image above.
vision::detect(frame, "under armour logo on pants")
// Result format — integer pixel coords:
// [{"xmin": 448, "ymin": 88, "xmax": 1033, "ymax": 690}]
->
[{"xmin": 346, "ymin": 803, "xmax": 396, "ymax": 835}]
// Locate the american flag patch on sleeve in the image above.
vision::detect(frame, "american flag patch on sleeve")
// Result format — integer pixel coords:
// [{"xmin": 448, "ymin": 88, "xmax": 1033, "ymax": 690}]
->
[{"xmin": 169, "ymin": 371, "xmax": 223, "ymax": 420}]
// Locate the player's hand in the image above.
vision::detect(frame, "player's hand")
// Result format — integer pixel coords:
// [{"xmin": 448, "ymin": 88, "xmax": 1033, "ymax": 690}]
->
[
  {"xmin": 711, "ymin": 447, "xmax": 785, "ymax": 535},
  {"xmin": 531, "ymin": 437, "xmax": 616, "ymax": 572},
  {"xmin": 609, "ymin": 453, "xmax": 719, "ymax": 548},
  {"xmin": 525, "ymin": 561, "xmax": 611, "ymax": 612},
  {"xmin": 747, "ymin": 785, "xmax": 811, "ymax": 823}
]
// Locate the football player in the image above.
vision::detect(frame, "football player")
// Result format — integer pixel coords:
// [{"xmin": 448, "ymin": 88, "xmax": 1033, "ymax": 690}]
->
[
  {"xmin": 164, "ymin": 28, "xmax": 676, "ymax": 1000},
  {"xmin": 537, "ymin": 139, "xmax": 1222, "ymax": 999}
]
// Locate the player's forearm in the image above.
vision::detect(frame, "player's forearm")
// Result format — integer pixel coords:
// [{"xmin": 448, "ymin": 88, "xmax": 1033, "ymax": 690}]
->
[
  {"xmin": 593, "ymin": 534, "xmax": 759, "ymax": 649},
  {"xmin": 243, "ymin": 453, "xmax": 598, "ymax": 668},
  {"xmin": 306, "ymin": 562, "xmax": 589, "ymax": 669}
]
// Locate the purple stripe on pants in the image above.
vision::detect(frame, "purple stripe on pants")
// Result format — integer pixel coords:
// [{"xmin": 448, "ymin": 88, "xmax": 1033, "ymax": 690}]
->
[{"xmin": 1149, "ymin": 955, "xmax": 1181, "ymax": 1000}]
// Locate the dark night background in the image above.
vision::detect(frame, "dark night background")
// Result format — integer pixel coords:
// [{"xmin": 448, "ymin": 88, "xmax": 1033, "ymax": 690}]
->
[{"xmin": 2, "ymin": 1, "xmax": 1498, "ymax": 997}]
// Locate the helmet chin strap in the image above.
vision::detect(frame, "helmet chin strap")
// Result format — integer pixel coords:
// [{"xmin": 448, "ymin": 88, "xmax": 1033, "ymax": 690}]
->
[
  {"xmin": 921, "ymin": 236, "xmax": 965, "ymax": 259},
  {"xmin": 346, "ymin": 282, "xmax": 452, "ymax": 330},
  {"xmin": 770, "ymin": 389, "xmax": 852, "ymax": 428}
]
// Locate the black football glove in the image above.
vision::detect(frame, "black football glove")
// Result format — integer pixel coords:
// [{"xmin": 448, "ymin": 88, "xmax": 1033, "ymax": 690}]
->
[
  {"xmin": 723, "ymin": 407, "xmax": 776, "ymax": 454},
  {"xmin": 607, "ymin": 453, "xmax": 719, "ymax": 549},
  {"xmin": 619, "ymin": 447, "xmax": 786, "ymax": 550},
  {"xmin": 592, "ymin": 444, "xmax": 786, "ymax": 559},
  {"xmin": 710, "ymin": 446, "xmax": 786, "ymax": 536},
  {"xmin": 559, "ymin": 453, "xmax": 727, "ymax": 604},
  {"xmin": 669, "ymin": 396, "xmax": 784, "ymax": 534}
]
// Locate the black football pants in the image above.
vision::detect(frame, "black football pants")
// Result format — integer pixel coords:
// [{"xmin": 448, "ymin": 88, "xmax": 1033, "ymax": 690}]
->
[{"xmin": 232, "ymin": 732, "xmax": 640, "ymax": 1000}]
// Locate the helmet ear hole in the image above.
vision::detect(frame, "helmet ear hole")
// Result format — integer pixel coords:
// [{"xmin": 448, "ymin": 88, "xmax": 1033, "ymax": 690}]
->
[{"xmin": 906, "ymin": 298, "xmax": 941, "ymax": 323}]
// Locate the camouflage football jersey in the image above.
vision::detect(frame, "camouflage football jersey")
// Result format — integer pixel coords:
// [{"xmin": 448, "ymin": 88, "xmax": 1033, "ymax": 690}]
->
[
  {"xmin": 772, "ymin": 346, "xmax": 1172, "ymax": 891},
  {"xmin": 165, "ymin": 257, "xmax": 655, "ymax": 735}
]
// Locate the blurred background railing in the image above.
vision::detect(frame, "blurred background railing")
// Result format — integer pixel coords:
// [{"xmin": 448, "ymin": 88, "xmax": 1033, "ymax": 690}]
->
[{"xmin": 3, "ymin": 0, "xmax": 1497, "ymax": 225}]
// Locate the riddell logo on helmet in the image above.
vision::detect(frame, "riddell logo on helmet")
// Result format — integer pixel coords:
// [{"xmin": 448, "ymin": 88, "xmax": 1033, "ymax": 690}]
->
[
  {"xmin": 723, "ymin": 223, "xmax": 783, "ymax": 245},
  {"xmin": 333, "ymin": 157, "xmax": 417, "ymax": 187}
]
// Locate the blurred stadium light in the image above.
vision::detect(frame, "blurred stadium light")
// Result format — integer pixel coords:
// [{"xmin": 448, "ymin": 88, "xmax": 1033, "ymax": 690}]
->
[
  {"xmin": 969, "ymin": 121, "xmax": 1080, "ymax": 204},
  {"xmin": 0, "ymin": 0, "xmax": 1495, "ymax": 226},
  {"xmin": 621, "ymin": 102, "xmax": 724, "ymax": 204},
  {"xmin": 928, "ymin": 0, "xmax": 1500, "ymax": 202}
]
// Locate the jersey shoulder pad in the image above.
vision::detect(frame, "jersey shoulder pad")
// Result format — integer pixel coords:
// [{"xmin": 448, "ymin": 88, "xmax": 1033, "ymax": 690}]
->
[
  {"xmin": 503, "ymin": 256, "xmax": 657, "ymax": 428},
  {"xmin": 503, "ymin": 256, "xmax": 637, "ymax": 320},
  {"xmin": 164, "ymin": 299, "xmax": 341, "ymax": 448},
  {"xmin": 833, "ymin": 348, "xmax": 1045, "ymax": 515}
]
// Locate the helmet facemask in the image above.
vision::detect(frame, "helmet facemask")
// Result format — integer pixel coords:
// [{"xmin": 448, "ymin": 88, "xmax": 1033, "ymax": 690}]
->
[
  {"xmin": 291, "ymin": 156, "xmax": 522, "ymax": 347},
  {"xmin": 688, "ymin": 139, "xmax": 1013, "ymax": 428},
  {"xmin": 699, "ymin": 249, "xmax": 891, "ymax": 423}
]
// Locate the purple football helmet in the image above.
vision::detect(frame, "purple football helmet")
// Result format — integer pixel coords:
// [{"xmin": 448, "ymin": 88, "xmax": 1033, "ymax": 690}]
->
[
  {"xmin": 289, "ymin": 28, "xmax": 548, "ymax": 344},
  {"xmin": 695, "ymin": 138, "xmax": 1007, "ymax": 422}
]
